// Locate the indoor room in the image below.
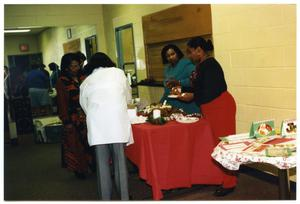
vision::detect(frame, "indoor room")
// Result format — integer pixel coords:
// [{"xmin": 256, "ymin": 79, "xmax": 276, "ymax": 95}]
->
[{"xmin": 3, "ymin": 3, "xmax": 296, "ymax": 201}]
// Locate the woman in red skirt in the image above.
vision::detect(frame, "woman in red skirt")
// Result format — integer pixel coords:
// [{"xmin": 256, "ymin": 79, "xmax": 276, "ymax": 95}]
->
[{"xmin": 178, "ymin": 36, "xmax": 237, "ymax": 196}]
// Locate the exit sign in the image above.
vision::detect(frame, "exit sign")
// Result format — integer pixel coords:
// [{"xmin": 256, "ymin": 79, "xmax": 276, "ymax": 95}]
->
[{"xmin": 19, "ymin": 44, "xmax": 29, "ymax": 52}]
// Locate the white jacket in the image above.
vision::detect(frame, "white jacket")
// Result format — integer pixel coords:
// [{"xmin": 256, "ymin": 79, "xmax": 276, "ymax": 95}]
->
[{"xmin": 79, "ymin": 67, "xmax": 134, "ymax": 146}]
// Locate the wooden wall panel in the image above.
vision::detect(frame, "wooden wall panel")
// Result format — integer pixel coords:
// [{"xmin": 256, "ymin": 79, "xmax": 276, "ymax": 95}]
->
[
  {"xmin": 145, "ymin": 36, "xmax": 212, "ymax": 82},
  {"xmin": 142, "ymin": 4, "xmax": 212, "ymax": 44},
  {"xmin": 142, "ymin": 4, "xmax": 212, "ymax": 82}
]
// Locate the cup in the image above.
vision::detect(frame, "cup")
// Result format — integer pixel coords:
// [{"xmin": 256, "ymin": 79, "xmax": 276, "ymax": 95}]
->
[
  {"xmin": 153, "ymin": 109, "xmax": 161, "ymax": 119},
  {"xmin": 134, "ymin": 98, "xmax": 141, "ymax": 103}
]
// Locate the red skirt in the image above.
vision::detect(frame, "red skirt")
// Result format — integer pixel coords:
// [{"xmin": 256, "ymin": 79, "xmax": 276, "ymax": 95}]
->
[{"xmin": 201, "ymin": 91, "xmax": 237, "ymax": 188}]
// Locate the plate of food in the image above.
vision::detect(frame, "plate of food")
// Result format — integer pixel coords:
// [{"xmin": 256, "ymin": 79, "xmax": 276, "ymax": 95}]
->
[{"xmin": 176, "ymin": 116, "xmax": 199, "ymax": 124}]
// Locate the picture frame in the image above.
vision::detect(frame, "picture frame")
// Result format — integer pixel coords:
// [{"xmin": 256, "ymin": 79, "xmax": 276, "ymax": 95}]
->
[
  {"xmin": 249, "ymin": 119, "xmax": 275, "ymax": 138},
  {"xmin": 281, "ymin": 119, "xmax": 296, "ymax": 137}
]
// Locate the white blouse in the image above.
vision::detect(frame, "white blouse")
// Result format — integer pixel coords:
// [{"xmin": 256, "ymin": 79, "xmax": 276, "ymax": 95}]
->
[{"xmin": 80, "ymin": 67, "xmax": 133, "ymax": 146}]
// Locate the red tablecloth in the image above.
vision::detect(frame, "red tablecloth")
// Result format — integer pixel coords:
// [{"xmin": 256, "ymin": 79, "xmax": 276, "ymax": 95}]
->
[{"xmin": 125, "ymin": 119, "xmax": 224, "ymax": 200}]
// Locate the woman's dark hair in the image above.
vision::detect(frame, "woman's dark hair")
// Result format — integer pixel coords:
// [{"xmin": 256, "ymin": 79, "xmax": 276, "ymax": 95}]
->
[
  {"xmin": 161, "ymin": 44, "xmax": 184, "ymax": 64},
  {"xmin": 60, "ymin": 53, "xmax": 80, "ymax": 77},
  {"xmin": 48, "ymin": 62, "xmax": 59, "ymax": 71},
  {"xmin": 84, "ymin": 52, "xmax": 116, "ymax": 76},
  {"xmin": 76, "ymin": 51, "xmax": 86, "ymax": 62},
  {"xmin": 187, "ymin": 37, "xmax": 214, "ymax": 52},
  {"xmin": 40, "ymin": 64, "xmax": 46, "ymax": 69}
]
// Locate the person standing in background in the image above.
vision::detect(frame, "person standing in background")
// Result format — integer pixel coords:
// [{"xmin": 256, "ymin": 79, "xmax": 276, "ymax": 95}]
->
[
  {"xmin": 25, "ymin": 64, "xmax": 51, "ymax": 114},
  {"xmin": 40, "ymin": 63, "xmax": 50, "ymax": 78},
  {"xmin": 56, "ymin": 53, "xmax": 94, "ymax": 179},
  {"xmin": 80, "ymin": 52, "xmax": 133, "ymax": 200},
  {"xmin": 4, "ymin": 66, "xmax": 10, "ymax": 138},
  {"xmin": 48, "ymin": 62, "xmax": 61, "ymax": 113},
  {"xmin": 40, "ymin": 63, "xmax": 51, "ymax": 90},
  {"xmin": 178, "ymin": 36, "xmax": 237, "ymax": 196},
  {"xmin": 48, "ymin": 62, "xmax": 61, "ymax": 89},
  {"xmin": 159, "ymin": 44, "xmax": 199, "ymax": 114},
  {"xmin": 10, "ymin": 66, "xmax": 27, "ymax": 98},
  {"xmin": 76, "ymin": 51, "xmax": 87, "ymax": 70},
  {"xmin": 4, "ymin": 66, "xmax": 9, "ymax": 97}
]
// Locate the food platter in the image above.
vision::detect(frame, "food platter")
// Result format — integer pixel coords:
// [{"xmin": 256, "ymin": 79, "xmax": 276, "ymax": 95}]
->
[
  {"xmin": 176, "ymin": 116, "xmax": 199, "ymax": 124},
  {"xmin": 130, "ymin": 116, "xmax": 147, "ymax": 124},
  {"xmin": 168, "ymin": 95, "xmax": 178, "ymax": 98}
]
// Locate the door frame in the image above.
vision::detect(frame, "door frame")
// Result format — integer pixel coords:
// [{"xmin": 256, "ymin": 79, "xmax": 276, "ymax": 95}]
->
[
  {"xmin": 115, "ymin": 23, "xmax": 137, "ymax": 70},
  {"xmin": 115, "ymin": 23, "xmax": 139, "ymax": 98},
  {"xmin": 84, "ymin": 35, "xmax": 98, "ymax": 61}
]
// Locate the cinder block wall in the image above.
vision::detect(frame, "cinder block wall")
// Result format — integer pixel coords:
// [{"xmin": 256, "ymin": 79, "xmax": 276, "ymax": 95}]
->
[
  {"xmin": 38, "ymin": 25, "xmax": 97, "ymax": 69},
  {"xmin": 211, "ymin": 4, "xmax": 296, "ymax": 133}
]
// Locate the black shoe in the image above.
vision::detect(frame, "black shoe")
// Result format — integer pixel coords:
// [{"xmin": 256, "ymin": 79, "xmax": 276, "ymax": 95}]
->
[
  {"xmin": 213, "ymin": 186, "xmax": 235, "ymax": 197},
  {"xmin": 74, "ymin": 172, "xmax": 86, "ymax": 179}
]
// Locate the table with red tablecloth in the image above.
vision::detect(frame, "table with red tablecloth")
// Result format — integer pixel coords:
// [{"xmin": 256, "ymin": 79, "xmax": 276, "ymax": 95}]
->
[{"xmin": 125, "ymin": 119, "xmax": 225, "ymax": 200}]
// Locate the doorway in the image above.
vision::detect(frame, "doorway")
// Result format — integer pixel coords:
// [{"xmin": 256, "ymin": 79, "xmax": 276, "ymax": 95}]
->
[
  {"xmin": 85, "ymin": 35, "xmax": 98, "ymax": 61},
  {"xmin": 8, "ymin": 53, "xmax": 43, "ymax": 98},
  {"xmin": 7, "ymin": 53, "xmax": 43, "ymax": 134},
  {"xmin": 115, "ymin": 24, "xmax": 138, "ymax": 98}
]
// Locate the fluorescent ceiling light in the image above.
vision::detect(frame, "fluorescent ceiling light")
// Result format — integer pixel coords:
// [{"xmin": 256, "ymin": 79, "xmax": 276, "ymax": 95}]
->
[
  {"xmin": 4, "ymin": 29, "xmax": 31, "ymax": 33},
  {"xmin": 18, "ymin": 26, "xmax": 43, "ymax": 29}
]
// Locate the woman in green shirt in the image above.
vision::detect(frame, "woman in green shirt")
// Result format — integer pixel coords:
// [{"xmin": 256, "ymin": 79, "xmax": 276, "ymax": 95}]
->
[{"xmin": 160, "ymin": 44, "xmax": 199, "ymax": 114}]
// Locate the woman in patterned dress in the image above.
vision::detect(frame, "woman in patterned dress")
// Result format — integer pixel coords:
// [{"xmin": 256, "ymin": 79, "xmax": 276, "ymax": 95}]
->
[{"xmin": 56, "ymin": 53, "xmax": 94, "ymax": 179}]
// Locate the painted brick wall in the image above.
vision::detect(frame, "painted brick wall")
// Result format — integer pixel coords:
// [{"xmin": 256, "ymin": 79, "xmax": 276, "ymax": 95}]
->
[
  {"xmin": 38, "ymin": 25, "xmax": 97, "ymax": 70},
  {"xmin": 211, "ymin": 4, "xmax": 296, "ymax": 133}
]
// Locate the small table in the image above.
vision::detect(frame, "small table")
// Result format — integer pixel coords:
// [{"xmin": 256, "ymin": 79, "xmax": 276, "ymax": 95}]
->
[
  {"xmin": 211, "ymin": 138, "xmax": 296, "ymax": 200},
  {"xmin": 126, "ymin": 119, "xmax": 225, "ymax": 200},
  {"xmin": 33, "ymin": 116, "xmax": 62, "ymax": 143}
]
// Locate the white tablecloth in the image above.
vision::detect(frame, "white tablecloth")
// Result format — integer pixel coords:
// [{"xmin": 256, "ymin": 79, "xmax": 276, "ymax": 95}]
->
[
  {"xmin": 33, "ymin": 116, "xmax": 62, "ymax": 143},
  {"xmin": 211, "ymin": 141, "xmax": 296, "ymax": 170}
]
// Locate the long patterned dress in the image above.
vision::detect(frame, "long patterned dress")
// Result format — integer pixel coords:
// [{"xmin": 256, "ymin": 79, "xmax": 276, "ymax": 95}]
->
[{"xmin": 56, "ymin": 74, "xmax": 94, "ymax": 174}]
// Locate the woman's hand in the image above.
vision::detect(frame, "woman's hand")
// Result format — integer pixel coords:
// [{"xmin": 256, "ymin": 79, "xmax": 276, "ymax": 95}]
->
[
  {"xmin": 166, "ymin": 79, "xmax": 180, "ymax": 89},
  {"xmin": 190, "ymin": 71, "xmax": 197, "ymax": 88},
  {"xmin": 177, "ymin": 92, "xmax": 194, "ymax": 102},
  {"xmin": 171, "ymin": 86, "xmax": 182, "ymax": 95}
]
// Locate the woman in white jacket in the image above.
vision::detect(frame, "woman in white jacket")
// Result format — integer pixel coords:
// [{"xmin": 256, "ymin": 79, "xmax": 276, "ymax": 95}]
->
[{"xmin": 79, "ymin": 52, "xmax": 133, "ymax": 200}]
